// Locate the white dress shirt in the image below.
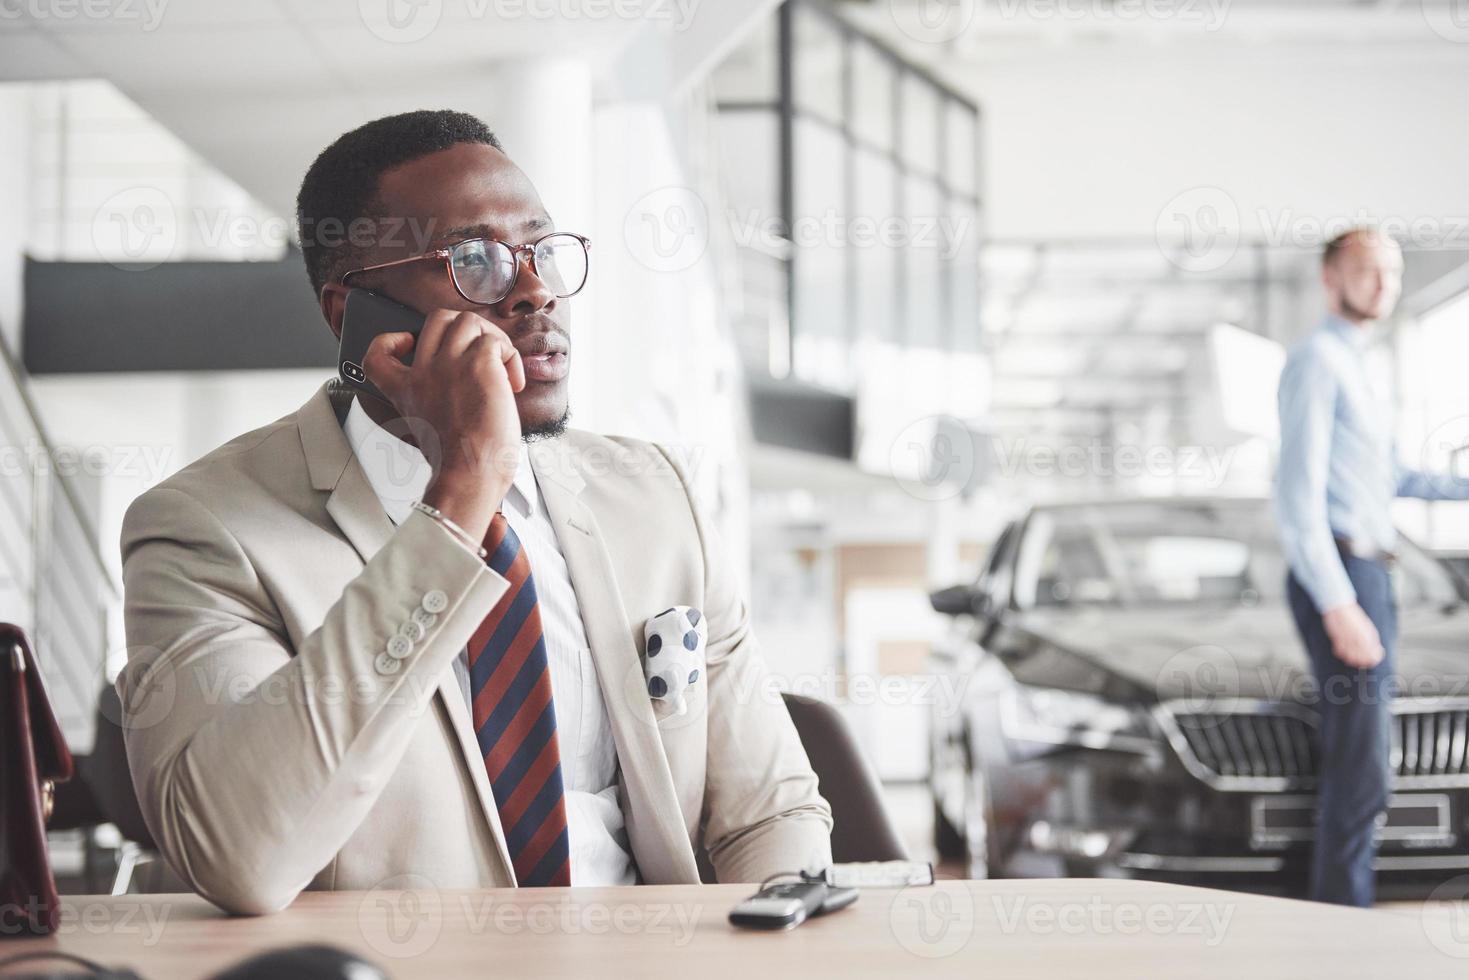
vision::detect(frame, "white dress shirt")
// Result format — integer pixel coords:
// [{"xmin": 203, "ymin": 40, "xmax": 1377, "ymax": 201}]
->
[{"xmin": 343, "ymin": 398, "xmax": 635, "ymax": 886}]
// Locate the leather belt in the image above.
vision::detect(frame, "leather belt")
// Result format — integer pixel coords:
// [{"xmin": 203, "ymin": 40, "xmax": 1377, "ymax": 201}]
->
[{"xmin": 1335, "ymin": 536, "xmax": 1397, "ymax": 564}]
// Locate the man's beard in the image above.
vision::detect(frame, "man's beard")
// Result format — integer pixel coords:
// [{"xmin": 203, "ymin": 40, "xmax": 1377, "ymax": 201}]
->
[
  {"xmin": 523, "ymin": 408, "xmax": 571, "ymax": 442},
  {"xmin": 1340, "ymin": 293, "xmax": 1383, "ymax": 323}
]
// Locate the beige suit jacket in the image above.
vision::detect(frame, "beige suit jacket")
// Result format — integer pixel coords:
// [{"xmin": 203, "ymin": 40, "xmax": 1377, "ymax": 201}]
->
[{"xmin": 118, "ymin": 380, "xmax": 832, "ymax": 914}]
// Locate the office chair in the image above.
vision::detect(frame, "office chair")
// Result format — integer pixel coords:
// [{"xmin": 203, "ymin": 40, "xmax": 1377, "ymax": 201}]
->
[
  {"xmin": 780, "ymin": 692, "xmax": 908, "ymax": 864},
  {"xmin": 83, "ymin": 684, "xmax": 159, "ymax": 894}
]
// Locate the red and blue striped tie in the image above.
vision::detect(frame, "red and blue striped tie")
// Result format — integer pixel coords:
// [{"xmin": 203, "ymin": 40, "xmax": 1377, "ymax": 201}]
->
[{"xmin": 467, "ymin": 512, "xmax": 571, "ymax": 887}]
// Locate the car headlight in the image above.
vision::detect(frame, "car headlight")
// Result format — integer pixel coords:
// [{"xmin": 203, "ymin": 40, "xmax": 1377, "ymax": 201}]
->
[{"xmin": 1000, "ymin": 685, "xmax": 1157, "ymax": 754}]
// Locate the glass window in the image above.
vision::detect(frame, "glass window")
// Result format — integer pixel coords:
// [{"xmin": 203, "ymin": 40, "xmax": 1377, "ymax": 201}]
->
[
  {"xmin": 900, "ymin": 75, "xmax": 939, "ymax": 177},
  {"xmin": 792, "ymin": 119, "xmax": 850, "ymax": 387},
  {"xmin": 710, "ymin": 4, "xmax": 985, "ymax": 390},
  {"xmin": 1395, "ymin": 290, "xmax": 1469, "ymax": 550},
  {"xmin": 946, "ymin": 198, "xmax": 982, "ymax": 352},
  {"xmin": 1014, "ymin": 500, "xmax": 1459, "ymax": 611},
  {"xmin": 945, "ymin": 102, "xmax": 978, "ymax": 198},
  {"xmin": 977, "ymin": 522, "xmax": 1018, "ymax": 610},
  {"xmin": 854, "ymin": 148, "xmax": 898, "ymax": 345},
  {"xmin": 792, "ymin": 5, "xmax": 844, "ymax": 124},
  {"xmin": 902, "ymin": 176, "xmax": 944, "ymax": 349},
  {"xmin": 716, "ymin": 113, "xmax": 781, "ymax": 219},
  {"xmin": 851, "ymin": 42, "xmax": 894, "ymax": 150}
]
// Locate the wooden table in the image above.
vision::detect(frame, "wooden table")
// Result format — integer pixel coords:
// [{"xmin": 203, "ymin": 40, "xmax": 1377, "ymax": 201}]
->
[{"xmin": 3, "ymin": 879, "xmax": 1465, "ymax": 978}]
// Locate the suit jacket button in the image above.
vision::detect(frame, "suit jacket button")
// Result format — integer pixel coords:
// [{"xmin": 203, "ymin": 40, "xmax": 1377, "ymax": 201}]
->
[
  {"xmin": 397, "ymin": 620, "xmax": 427, "ymax": 644},
  {"xmin": 375, "ymin": 651, "xmax": 403, "ymax": 675},
  {"xmin": 422, "ymin": 590, "xmax": 449, "ymax": 614},
  {"xmin": 411, "ymin": 606, "xmax": 438, "ymax": 628},
  {"xmin": 386, "ymin": 634, "xmax": 413, "ymax": 660}
]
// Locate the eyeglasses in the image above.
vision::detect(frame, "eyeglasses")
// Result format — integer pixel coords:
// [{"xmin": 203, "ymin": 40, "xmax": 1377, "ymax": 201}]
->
[{"xmin": 340, "ymin": 232, "xmax": 591, "ymax": 306}]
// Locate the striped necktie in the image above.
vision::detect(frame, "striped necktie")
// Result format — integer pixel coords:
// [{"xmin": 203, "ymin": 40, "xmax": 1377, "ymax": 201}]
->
[{"xmin": 467, "ymin": 511, "xmax": 571, "ymax": 887}]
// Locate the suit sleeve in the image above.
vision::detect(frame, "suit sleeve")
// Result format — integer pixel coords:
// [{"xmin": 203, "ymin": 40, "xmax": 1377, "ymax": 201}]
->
[
  {"xmin": 655, "ymin": 446, "xmax": 834, "ymax": 883},
  {"xmin": 118, "ymin": 487, "xmax": 509, "ymax": 914}
]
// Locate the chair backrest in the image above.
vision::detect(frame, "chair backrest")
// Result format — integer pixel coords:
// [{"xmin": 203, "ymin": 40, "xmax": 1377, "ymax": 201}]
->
[
  {"xmin": 83, "ymin": 684, "xmax": 154, "ymax": 847},
  {"xmin": 781, "ymin": 692, "xmax": 908, "ymax": 864}
]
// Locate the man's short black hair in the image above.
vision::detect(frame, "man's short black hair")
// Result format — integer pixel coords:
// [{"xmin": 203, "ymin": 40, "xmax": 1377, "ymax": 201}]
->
[{"xmin": 295, "ymin": 109, "xmax": 503, "ymax": 299}]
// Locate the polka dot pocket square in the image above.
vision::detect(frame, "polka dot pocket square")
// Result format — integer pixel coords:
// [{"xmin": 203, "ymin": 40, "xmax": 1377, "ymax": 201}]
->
[{"xmin": 642, "ymin": 606, "xmax": 707, "ymax": 716}]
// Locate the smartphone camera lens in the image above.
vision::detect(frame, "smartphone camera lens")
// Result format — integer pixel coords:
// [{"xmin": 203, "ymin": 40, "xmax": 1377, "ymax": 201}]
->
[{"xmin": 342, "ymin": 360, "xmax": 366, "ymax": 383}]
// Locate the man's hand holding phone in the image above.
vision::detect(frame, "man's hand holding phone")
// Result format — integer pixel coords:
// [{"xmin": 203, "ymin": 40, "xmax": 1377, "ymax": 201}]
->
[{"xmin": 361, "ymin": 310, "xmax": 524, "ymax": 545}]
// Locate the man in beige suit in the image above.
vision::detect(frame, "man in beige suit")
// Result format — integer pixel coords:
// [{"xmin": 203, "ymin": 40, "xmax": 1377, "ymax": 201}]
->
[{"xmin": 118, "ymin": 110, "xmax": 832, "ymax": 914}]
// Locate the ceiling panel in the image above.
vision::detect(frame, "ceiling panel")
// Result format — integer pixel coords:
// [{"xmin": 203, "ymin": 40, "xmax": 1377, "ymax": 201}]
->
[
  {"xmin": 23, "ymin": 0, "xmax": 287, "ymax": 30},
  {"xmin": 50, "ymin": 25, "xmax": 333, "ymax": 95},
  {"xmin": 0, "ymin": 32, "xmax": 89, "ymax": 80}
]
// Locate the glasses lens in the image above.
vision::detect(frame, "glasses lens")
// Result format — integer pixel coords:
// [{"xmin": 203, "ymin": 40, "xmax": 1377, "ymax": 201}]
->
[
  {"xmin": 450, "ymin": 239, "xmax": 516, "ymax": 303},
  {"xmin": 535, "ymin": 234, "xmax": 589, "ymax": 298}
]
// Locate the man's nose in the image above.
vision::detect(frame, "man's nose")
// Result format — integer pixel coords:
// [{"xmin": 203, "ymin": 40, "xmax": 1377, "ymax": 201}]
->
[{"xmin": 497, "ymin": 248, "xmax": 557, "ymax": 316}]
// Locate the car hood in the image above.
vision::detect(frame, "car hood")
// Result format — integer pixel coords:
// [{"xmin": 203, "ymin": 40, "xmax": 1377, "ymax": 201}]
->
[{"xmin": 1012, "ymin": 603, "xmax": 1469, "ymax": 703}]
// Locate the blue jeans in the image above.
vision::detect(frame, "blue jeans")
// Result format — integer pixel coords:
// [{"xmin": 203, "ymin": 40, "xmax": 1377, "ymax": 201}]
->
[{"xmin": 1287, "ymin": 556, "xmax": 1397, "ymax": 908}]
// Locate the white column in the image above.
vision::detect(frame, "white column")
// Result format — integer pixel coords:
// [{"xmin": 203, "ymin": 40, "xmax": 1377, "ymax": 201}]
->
[
  {"xmin": 475, "ymin": 57, "xmax": 594, "ymax": 232},
  {"xmin": 470, "ymin": 59, "xmax": 597, "ymax": 425}
]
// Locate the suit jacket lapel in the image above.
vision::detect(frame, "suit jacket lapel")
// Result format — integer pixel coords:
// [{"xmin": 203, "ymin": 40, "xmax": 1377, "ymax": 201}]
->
[
  {"xmin": 299, "ymin": 382, "xmax": 398, "ymax": 573},
  {"xmin": 296, "ymin": 381, "xmax": 515, "ymax": 883},
  {"xmin": 529, "ymin": 437, "xmax": 701, "ymax": 884}
]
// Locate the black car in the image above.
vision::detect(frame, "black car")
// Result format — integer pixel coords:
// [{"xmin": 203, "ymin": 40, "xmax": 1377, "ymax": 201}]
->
[{"xmin": 927, "ymin": 497, "xmax": 1469, "ymax": 895}]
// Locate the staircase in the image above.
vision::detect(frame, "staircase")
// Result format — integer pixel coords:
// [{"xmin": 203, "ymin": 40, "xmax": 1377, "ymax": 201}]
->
[{"xmin": 0, "ymin": 330, "xmax": 118, "ymax": 750}]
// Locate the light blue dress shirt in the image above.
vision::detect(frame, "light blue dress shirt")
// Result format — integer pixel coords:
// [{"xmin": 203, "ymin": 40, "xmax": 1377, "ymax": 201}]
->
[{"xmin": 1275, "ymin": 314, "xmax": 1469, "ymax": 612}]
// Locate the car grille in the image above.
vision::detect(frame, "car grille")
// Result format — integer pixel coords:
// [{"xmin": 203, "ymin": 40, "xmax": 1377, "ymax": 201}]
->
[
  {"xmin": 1394, "ymin": 709, "xmax": 1469, "ymax": 778},
  {"xmin": 1161, "ymin": 703, "xmax": 1469, "ymax": 789},
  {"xmin": 1169, "ymin": 710, "xmax": 1317, "ymax": 780}
]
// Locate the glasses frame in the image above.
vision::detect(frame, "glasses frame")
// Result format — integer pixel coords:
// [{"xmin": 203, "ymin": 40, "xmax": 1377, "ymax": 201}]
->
[{"xmin": 340, "ymin": 232, "xmax": 592, "ymax": 306}]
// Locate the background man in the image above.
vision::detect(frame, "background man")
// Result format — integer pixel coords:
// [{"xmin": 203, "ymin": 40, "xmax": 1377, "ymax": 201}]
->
[{"xmin": 1276, "ymin": 227, "xmax": 1469, "ymax": 906}]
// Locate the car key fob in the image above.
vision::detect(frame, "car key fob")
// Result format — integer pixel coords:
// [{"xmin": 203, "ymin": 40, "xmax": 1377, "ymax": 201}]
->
[
  {"xmin": 729, "ymin": 880, "xmax": 830, "ymax": 930},
  {"xmin": 814, "ymin": 885, "xmax": 859, "ymax": 916}
]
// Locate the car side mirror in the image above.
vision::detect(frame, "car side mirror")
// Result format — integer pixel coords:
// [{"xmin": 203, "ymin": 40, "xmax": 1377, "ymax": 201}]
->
[{"xmin": 929, "ymin": 584, "xmax": 986, "ymax": 618}]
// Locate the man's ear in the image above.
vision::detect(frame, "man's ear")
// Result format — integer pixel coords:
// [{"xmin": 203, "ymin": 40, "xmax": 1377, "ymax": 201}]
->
[
  {"xmin": 1321, "ymin": 261, "xmax": 1339, "ymax": 294},
  {"xmin": 320, "ymin": 282, "xmax": 351, "ymax": 341}
]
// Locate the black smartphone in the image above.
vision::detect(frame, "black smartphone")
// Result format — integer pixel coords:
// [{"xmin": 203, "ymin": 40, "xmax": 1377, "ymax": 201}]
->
[{"xmin": 338, "ymin": 288, "xmax": 426, "ymax": 403}]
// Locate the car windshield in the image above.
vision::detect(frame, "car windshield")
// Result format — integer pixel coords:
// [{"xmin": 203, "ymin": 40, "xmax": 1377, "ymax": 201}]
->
[{"xmin": 1010, "ymin": 500, "xmax": 1461, "ymax": 611}]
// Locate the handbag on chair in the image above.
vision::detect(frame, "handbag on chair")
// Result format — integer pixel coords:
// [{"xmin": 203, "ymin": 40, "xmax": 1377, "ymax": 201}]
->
[{"xmin": 0, "ymin": 623, "xmax": 75, "ymax": 936}]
